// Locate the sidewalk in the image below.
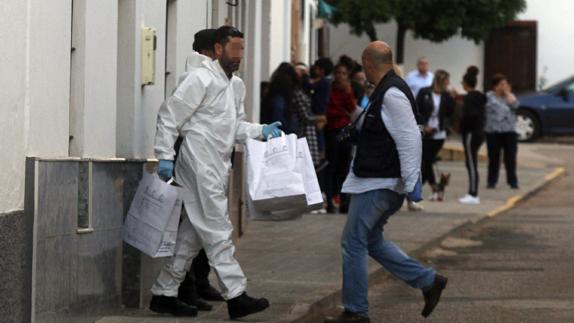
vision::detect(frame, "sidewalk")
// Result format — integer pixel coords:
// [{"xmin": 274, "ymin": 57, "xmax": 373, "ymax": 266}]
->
[{"xmin": 98, "ymin": 149, "xmax": 561, "ymax": 323}]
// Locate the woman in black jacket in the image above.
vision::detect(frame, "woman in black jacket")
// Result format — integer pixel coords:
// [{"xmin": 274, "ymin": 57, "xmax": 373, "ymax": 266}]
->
[
  {"xmin": 459, "ymin": 66, "xmax": 487, "ymax": 204},
  {"xmin": 416, "ymin": 70, "xmax": 455, "ymax": 201}
]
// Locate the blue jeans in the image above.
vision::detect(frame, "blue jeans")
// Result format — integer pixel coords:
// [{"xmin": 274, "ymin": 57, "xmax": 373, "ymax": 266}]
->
[{"xmin": 341, "ymin": 189, "xmax": 436, "ymax": 316}]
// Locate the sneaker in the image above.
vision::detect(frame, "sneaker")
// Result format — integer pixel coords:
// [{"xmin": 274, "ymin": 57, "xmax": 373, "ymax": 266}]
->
[
  {"xmin": 459, "ymin": 194, "xmax": 480, "ymax": 205},
  {"xmin": 150, "ymin": 295, "xmax": 198, "ymax": 317},
  {"xmin": 407, "ymin": 200, "xmax": 424, "ymax": 212},
  {"xmin": 428, "ymin": 192, "xmax": 439, "ymax": 202},
  {"xmin": 227, "ymin": 292, "xmax": 269, "ymax": 319}
]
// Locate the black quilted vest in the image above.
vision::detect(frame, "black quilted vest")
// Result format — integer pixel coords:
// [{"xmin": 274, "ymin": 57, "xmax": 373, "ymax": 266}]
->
[{"xmin": 353, "ymin": 70, "xmax": 419, "ymax": 178}]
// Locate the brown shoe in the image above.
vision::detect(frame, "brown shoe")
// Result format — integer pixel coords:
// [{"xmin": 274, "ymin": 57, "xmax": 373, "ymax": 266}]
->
[
  {"xmin": 421, "ymin": 274, "xmax": 448, "ymax": 317},
  {"xmin": 324, "ymin": 311, "xmax": 371, "ymax": 323}
]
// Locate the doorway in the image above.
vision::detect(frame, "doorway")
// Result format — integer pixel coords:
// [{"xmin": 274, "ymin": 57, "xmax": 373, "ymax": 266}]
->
[{"xmin": 484, "ymin": 21, "xmax": 537, "ymax": 93}]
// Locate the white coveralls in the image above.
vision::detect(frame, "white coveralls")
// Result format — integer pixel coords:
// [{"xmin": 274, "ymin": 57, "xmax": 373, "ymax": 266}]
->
[{"xmin": 151, "ymin": 57, "xmax": 263, "ymax": 300}]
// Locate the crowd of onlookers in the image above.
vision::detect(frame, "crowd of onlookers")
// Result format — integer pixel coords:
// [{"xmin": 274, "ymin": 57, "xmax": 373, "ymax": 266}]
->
[{"xmin": 260, "ymin": 55, "xmax": 520, "ymax": 213}]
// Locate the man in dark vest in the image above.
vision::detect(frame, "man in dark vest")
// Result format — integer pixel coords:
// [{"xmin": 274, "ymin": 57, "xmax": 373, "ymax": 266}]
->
[{"xmin": 324, "ymin": 41, "xmax": 447, "ymax": 323}]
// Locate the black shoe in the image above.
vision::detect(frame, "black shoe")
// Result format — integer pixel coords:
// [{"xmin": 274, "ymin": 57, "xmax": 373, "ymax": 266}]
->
[
  {"xmin": 324, "ymin": 311, "xmax": 371, "ymax": 323},
  {"xmin": 510, "ymin": 183, "xmax": 519, "ymax": 189},
  {"xmin": 486, "ymin": 183, "xmax": 496, "ymax": 189},
  {"xmin": 177, "ymin": 274, "xmax": 213, "ymax": 311},
  {"xmin": 149, "ymin": 295, "xmax": 198, "ymax": 317},
  {"xmin": 198, "ymin": 284, "xmax": 225, "ymax": 302},
  {"xmin": 421, "ymin": 274, "xmax": 448, "ymax": 318},
  {"xmin": 177, "ymin": 293, "xmax": 213, "ymax": 311},
  {"xmin": 227, "ymin": 292, "xmax": 269, "ymax": 319}
]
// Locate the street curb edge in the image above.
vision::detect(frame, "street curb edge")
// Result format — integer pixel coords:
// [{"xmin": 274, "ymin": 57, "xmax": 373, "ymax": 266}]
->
[{"xmin": 486, "ymin": 166, "xmax": 566, "ymax": 218}]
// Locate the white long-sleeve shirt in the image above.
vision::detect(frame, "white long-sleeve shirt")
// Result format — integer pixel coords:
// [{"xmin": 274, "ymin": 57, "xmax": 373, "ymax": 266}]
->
[{"xmin": 342, "ymin": 87, "xmax": 422, "ymax": 195}]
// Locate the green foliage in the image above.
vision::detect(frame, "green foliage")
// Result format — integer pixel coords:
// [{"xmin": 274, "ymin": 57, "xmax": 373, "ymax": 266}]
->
[
  {"xmin": 327, "ymin": 0, "xmax": 526, "ymax": 43},
  {"xmin": 328, "ymin": 0, "xmax": 394, "ymax": 40}
]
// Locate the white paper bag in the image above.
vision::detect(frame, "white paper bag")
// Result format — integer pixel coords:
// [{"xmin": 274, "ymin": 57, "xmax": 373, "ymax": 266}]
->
[
  {"xmin": 296, "ymin": 137, "xmax": 324, "ymax": 210},
  {"xmin": 123, "ymin": 172, "xmax": 182, "ymax": 258},
  {"xmin": 246, "ymin": 137, "xmax": 324, "ymax": 221},
  {"xmin": 246, "ymin": 133, "xmax": 307, "ymax": 211}
]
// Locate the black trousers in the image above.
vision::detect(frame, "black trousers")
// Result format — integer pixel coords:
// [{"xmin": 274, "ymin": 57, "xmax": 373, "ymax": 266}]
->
[
  {"xmin": 486, "ymin": 132, "xmax": 518, "ymax": 187},
  {"xmin": 462, "ymin": 132, "xmax": 484, "ymax": 196},
  {"xmin": 422, "ymin": 138, "xmax": 445, "ymax": 186},
  {"xmin": 325, "ymin": 129, "xmax": 352, "ymax": 209},
  {"xmin": 191, "ymin": 249, "xmax": 211, "ymax": 288}
]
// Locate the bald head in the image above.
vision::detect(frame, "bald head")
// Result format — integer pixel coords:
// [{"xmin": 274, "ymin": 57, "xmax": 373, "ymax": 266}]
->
[
  {"xmin": 361, "ymin": 41, "xmax": 394, "ymax": 84},
  {"xmin": 362, "ymin": 41, "xmax": 393, "ymax": 68}
]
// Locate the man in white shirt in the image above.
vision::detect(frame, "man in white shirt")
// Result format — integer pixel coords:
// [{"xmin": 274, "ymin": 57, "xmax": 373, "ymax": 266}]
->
[
  {"xmin": 405, "ymin": 56, "xmax": 434, "ymax": 97},
  {"xmin": 324, "ymin": 41, "xmax": 447, "ymax": 323},
  {"xmin": 404, "ymin": 57, "xmax": 434, "ymax": 211}
]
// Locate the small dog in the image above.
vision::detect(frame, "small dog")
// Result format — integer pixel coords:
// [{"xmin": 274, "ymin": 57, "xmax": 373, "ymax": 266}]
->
[{"xmin": 435, "ymin": 172, "xmax": 451, "ymax": 201}]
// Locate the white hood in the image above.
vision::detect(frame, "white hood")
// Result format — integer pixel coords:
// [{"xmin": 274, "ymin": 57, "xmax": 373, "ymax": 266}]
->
[{"xmin": 185, "ymin": 51, "xmax": 211, "ymax": 72}]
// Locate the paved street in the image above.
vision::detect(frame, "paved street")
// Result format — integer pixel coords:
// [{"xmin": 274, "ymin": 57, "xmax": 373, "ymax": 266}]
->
[
  {"xmin": 321, "ymin": 143, "xmax": 574, "ymax": 323},
  {"xmin": 97, "ymin": 142, "xmax": 573, "ymax": 323}
]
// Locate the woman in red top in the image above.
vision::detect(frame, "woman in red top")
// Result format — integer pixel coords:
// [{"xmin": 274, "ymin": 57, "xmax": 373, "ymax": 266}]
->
[{"xmin": 325, "ymin": 63, "xmax": 357, "ymax": 213}]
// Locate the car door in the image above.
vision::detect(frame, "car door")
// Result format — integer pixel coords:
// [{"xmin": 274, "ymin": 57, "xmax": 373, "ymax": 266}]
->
[{"xmin": 544, "ymin": 81, "xmax": 574, "ymax": 134}]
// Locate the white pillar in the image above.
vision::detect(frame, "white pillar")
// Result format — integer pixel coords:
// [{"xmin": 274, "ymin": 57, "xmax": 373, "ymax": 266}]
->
[
  {"xmin": 69, "ymin": 0, "xmax": 118, "ymax": 157},
  {"xmin": 243, "ymin": 0, "xmax": 263, "ymax": 122}
]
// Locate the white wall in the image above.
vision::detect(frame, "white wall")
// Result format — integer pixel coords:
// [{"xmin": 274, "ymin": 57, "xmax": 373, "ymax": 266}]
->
[
  {"xmin": 0, "ymin": 0, "xmax": 28, "ymax": 213},
  {"xmin": 117, "ymin": 0, "xmax": 168, "ymax": 159},
  {"xmin": 0, "ymin": 0, "xmax": 72, "ymax": 214},
  {"xmin": 27, "ymin": 0, "xmax": 72, "ymax": 157},
  {"xmin": 518, "ymin": 0, "xmax": 574, "ymax": 88},
  {"xmin": 165, "ymin": 0, "xmax": 209, "ymax": 96},
  {"xmin": 329, "ymin": 0, "xmax": 574, "ymax": 92},
  {"xmin": 329, "ymin": 22, "xmax": 484, "ymax": 92}
]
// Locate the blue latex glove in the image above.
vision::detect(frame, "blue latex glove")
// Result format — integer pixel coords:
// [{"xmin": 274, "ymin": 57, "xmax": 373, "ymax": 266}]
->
[
  {"xmin": 407, "ymin": 177, "xmax": 423, "ymax": 202},
  {"xmin": 158, "ymin": 159, "xmax": 174, "ymax": 180},
  {"xmin": 262, "ymin": 121, "xmax": 282, "ymax": 139}
]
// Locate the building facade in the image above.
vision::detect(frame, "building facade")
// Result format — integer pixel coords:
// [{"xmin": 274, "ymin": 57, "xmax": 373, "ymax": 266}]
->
[
  {"xmin": 0, "ymin": 1, "xmax": 320, "ymax": 322},
  {"xmin": 328, "ymin": 0, "xmax": 574, "ymax": 93}
]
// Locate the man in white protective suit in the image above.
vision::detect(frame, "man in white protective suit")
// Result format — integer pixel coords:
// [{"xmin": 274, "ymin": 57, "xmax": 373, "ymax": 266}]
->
[{"xmin": 149, "ymin": 26, "xmax": 282, "ymax": 319}]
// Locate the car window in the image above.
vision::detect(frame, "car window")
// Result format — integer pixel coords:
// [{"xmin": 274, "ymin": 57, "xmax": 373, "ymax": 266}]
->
[{"xmin": 567, "ymin": 82, "xmax": 574, "ymax": 94}]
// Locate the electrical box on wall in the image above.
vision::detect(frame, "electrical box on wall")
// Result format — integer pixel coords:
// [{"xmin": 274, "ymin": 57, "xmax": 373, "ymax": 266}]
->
[{"xmin": 141, "ymin": 26, "xmax": 157, "ymax": 86}]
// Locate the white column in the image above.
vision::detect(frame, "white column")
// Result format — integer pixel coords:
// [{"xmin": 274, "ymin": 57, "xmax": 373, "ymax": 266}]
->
[
  {"xmin": 243, "ymin": 0, "xmax": 262, "ymax": 122},
  {"xmin": 69, "ymin": 0, "xmax": 118, "ymax": 157},
  {"xmin": 259, "ymin": 0, "xmax": 271, "ymax": 81},
  {"xmin": 268, "ymin": 0, "xmax": 291, "ymax": 77}
]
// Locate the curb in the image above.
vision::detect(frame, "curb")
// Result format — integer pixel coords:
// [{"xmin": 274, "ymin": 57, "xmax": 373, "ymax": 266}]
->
[
  {"xmin": 486, "ymin": 166, "xmax": 566, "ymax": 218},
  {"xmin": 291, "ymin": 166, "xmax": 567, "ymax": 323}
]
